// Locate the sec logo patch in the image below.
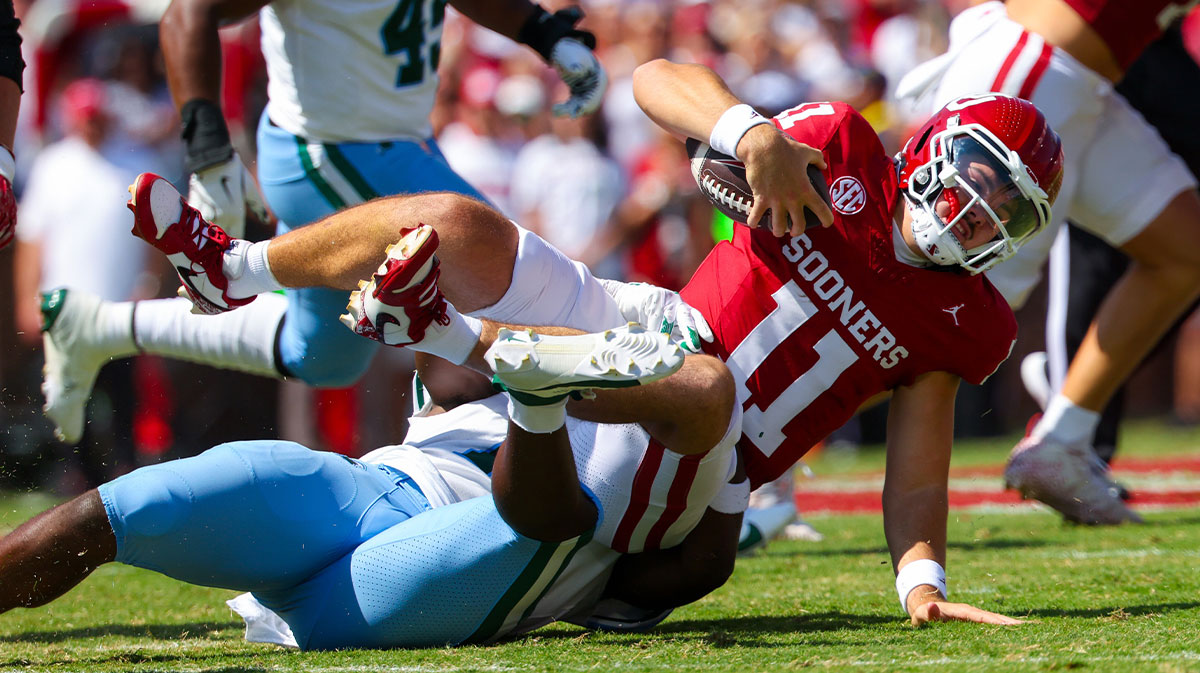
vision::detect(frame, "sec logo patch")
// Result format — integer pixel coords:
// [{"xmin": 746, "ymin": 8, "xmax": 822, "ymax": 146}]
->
[{"xmin": 830, "ymin": 176, "xmax": 866, "ymax": 215}]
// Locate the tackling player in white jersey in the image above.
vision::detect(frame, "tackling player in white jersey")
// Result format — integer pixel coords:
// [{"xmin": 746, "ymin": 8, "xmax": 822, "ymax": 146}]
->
[
  {"xmin": 3, "ymin": 178, "xmax": 744, "ymax": 645},
  {"xmin": 0, "ymin": 316, "xmax": 742, "ymax": 647}
]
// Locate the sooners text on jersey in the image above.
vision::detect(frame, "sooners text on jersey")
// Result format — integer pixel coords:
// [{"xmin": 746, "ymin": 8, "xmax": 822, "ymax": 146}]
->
[{"xmin": 681, "ymin": 102, "xmax": 1018, "ymax": 488}]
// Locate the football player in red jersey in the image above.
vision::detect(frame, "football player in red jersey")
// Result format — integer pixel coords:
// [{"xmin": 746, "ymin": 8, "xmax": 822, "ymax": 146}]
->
[
  {"xmin": 631, "ymin": 59, "xmax": 1063, "ymax": 624},
  {"xmin": 896, "ymin": 0, "xmax": 1200, "ymax": 524}
]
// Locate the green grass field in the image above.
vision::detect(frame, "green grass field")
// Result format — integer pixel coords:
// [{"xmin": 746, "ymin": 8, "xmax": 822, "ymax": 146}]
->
[{"xmin": 2, "ymin": 423, "xmax": 1200, "ymax": 672}]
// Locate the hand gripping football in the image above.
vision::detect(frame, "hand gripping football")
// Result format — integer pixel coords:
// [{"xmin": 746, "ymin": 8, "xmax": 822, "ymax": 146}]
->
[{"xmin": 686, "ymin": 137, "xmax": 831, "ymax": 231}]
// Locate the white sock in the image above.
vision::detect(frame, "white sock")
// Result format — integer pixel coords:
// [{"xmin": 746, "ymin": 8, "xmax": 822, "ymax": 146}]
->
[
  {"xmin": 507, "ymin": 395, "xmax": 567, "ymax": 433},
  {"xmin": 223, "ymin": 240, "xmax": 284, "ymax": 300},
  {"xmin": 405, "ymin": 305, "xmax": 483, "ymax": 365},
  {"xmin": 133, "ymin": 293, "xmax": 287, "ymax": 378},
  {"xmin": 1032, "ymin": 393, "xmax": 1100, "ymax": 446},
  {"xmin": 94, "ymin": 300, "xmax": 138, "ymax": 356}
]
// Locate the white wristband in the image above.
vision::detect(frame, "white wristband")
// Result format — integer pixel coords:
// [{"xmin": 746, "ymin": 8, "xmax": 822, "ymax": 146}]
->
[
  {"xmin": 709, "ymin": 478, "xmax": 751, "ymax": 514},
  {"xmin": 709, "ymin": 104, "xmax": 771, "ymax": 160},
  {"xmin": 895, "ymin": 559, "xmax": 947, "ymax": 615},
  {"xmin": 0, "ymin": 145, "xmax": 13, "ymax": 182}
]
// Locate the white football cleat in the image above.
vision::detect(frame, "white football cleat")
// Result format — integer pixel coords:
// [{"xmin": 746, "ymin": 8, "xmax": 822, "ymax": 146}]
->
[
  {"xmin": 485, "ymin": 323, "xmax": 684, "ymax": 404},
  {"xmin": 737, "ymin": 502, "xmax": 801, "ymax": 555},
  {"xmin": 779, "ymin": 515, "xmax": 825, "ymax": 542},
  {"xmin": 1004, "ymin": 435, "xmax": 1142, "ymax": 525},
  {"xmin": 128, "ymin": 172, "xmax": 252, "ymax": 315},
  {"xmin": 40, "ymin": 289, "xmax": 129, "ymax": 444}
]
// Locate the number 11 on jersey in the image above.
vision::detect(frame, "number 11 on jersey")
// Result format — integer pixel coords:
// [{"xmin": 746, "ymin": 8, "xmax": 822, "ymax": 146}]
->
[{"xmin": 726, "ymin": 281, "xmax": 858, "ymax": 457}]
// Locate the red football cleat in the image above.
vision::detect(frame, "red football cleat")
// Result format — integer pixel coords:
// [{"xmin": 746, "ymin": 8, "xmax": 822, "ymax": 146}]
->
[
  {"xmin": 0, "ymin": 174, "xmax": 16, "ymax": 251},
  {"xmin": 340, "ymin": 224, "xmax": 449, "ymax": 346},
  {"xmin": 128, "ymin": 172, "xmax": 254, "ymax": 315}
]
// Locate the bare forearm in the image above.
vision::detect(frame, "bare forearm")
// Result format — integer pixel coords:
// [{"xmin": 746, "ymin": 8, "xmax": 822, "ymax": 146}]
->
[
  {"xmin": 160, "ymin": 0, "xmax": 266, "ymax": 109},
  {"xmin": 882, "ymin": 484, "xmax": 948, "ymax": 571},
  {"xmin": 632, "ymin": 59, "xmax": 743, "ymax": 143},
  {"xmin": 0, "ymin": 75, "xmax": 18, "ymax": 152}
]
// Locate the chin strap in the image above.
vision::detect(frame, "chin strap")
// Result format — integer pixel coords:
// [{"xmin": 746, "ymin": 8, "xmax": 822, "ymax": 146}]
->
[{"xmin": 904, "ymin": 197, "xmax": 967, "ymax": 268}]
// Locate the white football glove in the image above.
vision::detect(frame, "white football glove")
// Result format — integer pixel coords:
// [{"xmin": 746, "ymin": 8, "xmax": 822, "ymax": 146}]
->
[
  {"xmin": 599, "ymin": 279, "xmax": 713, "ymax": 354},
  {"xmin": 550, "ymin": 38, "xmax": 607, "ymax": 118},
  {"xmin": 187, "ymin": 152, "xmax": 268, "ymax": 239}
]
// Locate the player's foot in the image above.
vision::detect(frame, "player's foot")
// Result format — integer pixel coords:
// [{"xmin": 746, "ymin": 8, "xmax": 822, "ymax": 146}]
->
[
  {"xmin": 779, "ymin": 514, "xmax": 825, "ymax": 542},
  {"xmin": 40, "ymin": 289, "xmax": 125, "ymax": 444},
  {"xmin": 574, "ymin": 599, "xmax": 673, "ymax": 633},
  {"xmin": 341, "ymin": 224, "xmax": 448, "ymax": 346},
  {"xmin": 128, "ymin": 172, "xmax": 252, "ymax": 315},
  {"xmin": 485, "ymin": 324, "xmax": 684, "ymax": 405},
  {"xmin": 1004, "ymin": 435, "xmax": 1142, "ymax": 525},
  {"xmin": 737, "ymin": 503, "xmax": 800, "ymax": 555}
]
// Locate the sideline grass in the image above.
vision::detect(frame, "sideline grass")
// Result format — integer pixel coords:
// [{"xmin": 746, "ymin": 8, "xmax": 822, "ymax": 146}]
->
[{"xmin": 2, "ymin": 429, "xmax": 1199, "ymax": 672}]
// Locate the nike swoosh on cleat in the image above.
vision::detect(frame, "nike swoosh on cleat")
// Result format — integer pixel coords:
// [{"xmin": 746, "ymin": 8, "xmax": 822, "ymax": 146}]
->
[{"xmin": 176, "ymin": 266, "xmax": 214, "ymax": 309}]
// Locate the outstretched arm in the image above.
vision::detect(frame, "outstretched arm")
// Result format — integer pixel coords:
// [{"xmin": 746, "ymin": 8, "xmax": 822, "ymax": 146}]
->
[
  {"xmin": 160, "ymin": 0, "xmax": 268, "ymax": 109},
  {"xmin": 631, "ymin": 59, "xmax": 832, "ymax": 236},
  {"xmin": 884, "ymin": 372, "xmax": 1025, "ymax": 626},
  {"xmin": 160, "ymin": 0, "xmax": 269, "ymax": 236},
  {"xmin": 452, "ymin": 0, "xmax": 605, "ymax": 118}
]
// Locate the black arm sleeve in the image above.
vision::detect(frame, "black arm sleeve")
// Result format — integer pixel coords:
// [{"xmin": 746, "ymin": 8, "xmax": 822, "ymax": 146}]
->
[{"xmin": 0, "ymin": 0, "xmax": 24, "ymax": 91}]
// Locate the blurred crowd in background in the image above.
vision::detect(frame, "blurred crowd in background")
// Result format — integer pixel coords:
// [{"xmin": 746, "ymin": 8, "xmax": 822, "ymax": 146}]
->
[{"xmin": 0, "ymin": 0, "xmax": 1197, "ymax": 494}]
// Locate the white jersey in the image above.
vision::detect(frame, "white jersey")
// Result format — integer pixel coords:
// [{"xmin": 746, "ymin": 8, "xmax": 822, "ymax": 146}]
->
[
  {"xmin": 397, "ymin": 394, "xmax": 740, "ymax": 553},
  {"xmin": 260, "ymin": 0, "xmax": 446, "ymax": 143}
]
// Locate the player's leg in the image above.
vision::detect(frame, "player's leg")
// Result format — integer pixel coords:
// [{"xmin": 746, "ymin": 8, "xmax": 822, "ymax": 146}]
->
[
  {"xmin": 1006, "ymin": 90, "xmax": 1199, "ymax": 523},
  {"xmin": 0, "ymin": 439, "xmax": 430, "ymax": 614},
  {"xmin": 258, "ymin": 118, "xmax": 490, "ymax": 386},
  {"xmin": 40, "ymin": 290, "xmax": 286, "ymax": 443},
  {"xmin": 42, "ymin": 150, "xmax": 502, "ymax": 439},
  {"xmin": 0, "ymin": 491, "xmax": 114, "ymax": 612},
  {"xmin": 1062, "ymin": 189, "xmax": 1200, "ymax": 411},
  {"xmin": 1043, "ymin": 224, "xmax": 1128, "ymax": 463},
  {"xmin": 344, "ymin": 221, "xmax": 734, "ymax": 455}
]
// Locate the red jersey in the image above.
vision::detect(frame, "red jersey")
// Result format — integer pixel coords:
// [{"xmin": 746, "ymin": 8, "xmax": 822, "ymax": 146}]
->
[
  {"xmin": 1062, "ymin": 0, "xmax": 1198, "ymax": 68},
  {"xmin": 681, "ymin": 102, "xmax": 1017, "ymax": 488}
]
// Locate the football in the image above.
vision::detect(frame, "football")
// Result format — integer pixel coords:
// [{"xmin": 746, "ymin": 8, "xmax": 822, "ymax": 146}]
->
[{"xmin": 686, "ymin": 137, "xmax": 831, "ymax": 231}]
